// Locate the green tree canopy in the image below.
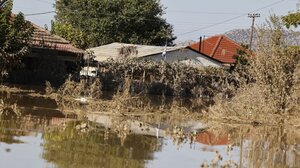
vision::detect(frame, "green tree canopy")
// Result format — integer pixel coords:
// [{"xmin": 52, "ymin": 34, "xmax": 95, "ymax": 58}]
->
[
  {"xmin": 282, "ymin": 12, "xmax": 300, "ymax": 28},
  {"xmin": 0, "ymin": 0, "xmax": 33, "ymax": 78},
  {"xmin": 52, "ymin": 0, "xmax": 176, "ymax": 49},
  {"xmin": 282, "ymin": 2, "xmax": 300, "ymax": 28}
]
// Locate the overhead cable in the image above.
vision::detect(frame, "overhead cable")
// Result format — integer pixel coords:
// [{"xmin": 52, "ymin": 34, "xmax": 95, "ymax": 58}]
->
[
  {"xmin": 177, "ymin": 0, "xmax": 285, "ymax": 37},
  {"xmin": 24, "ymin": 11, "xmax": 55, "ymax": 16}
]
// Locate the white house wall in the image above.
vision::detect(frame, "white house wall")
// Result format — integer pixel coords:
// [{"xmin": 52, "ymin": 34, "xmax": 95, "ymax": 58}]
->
[{"xmin": 140, "ymin": 48, "xmax": 222, "ymax": 68}]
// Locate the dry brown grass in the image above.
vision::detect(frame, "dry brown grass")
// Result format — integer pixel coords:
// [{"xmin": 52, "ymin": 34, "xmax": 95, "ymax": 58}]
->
[
  {"xmin": 208, "ymin": 16, "xmax": 300, "ymax": 125},
  {"xmin": 0, "ymin": 84, "xmax": 36, "ymax": 94}
]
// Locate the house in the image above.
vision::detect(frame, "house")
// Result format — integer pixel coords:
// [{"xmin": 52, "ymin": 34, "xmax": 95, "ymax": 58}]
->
[
  {"xmin": 8, "ymin": 23, "xmax": 84, "ymax": 85},
  {"xmin": 87, "ymin": 42, "xmax": 223, "ymax": 68},
  {"xmin": 189, "ymin": 35, "xmax": 244, "ymax": 65}
]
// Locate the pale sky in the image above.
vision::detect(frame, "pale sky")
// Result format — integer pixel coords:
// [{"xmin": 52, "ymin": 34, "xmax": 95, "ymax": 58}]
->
[{"xmin": 12, "ymin": 0, "xmax": 299, "ymax": 42}]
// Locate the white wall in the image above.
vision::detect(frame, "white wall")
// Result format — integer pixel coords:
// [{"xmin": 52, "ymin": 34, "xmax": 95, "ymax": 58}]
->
[{"xmin": 140, "ymin": 48, "xmax": 222, "ymax": 68}]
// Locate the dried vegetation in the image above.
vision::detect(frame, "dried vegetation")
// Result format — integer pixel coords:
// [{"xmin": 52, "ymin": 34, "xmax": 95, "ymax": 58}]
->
[
  {"xmin": 97, "ymin": 59, "xmax": 233, "ymax": 97},
  {"xmin": 209, "ymin": 16, "xmax": 300, "ymax": 125},
  {"xmin": 1, "ymin": 17, "xmax": 298, "ymax": 126},
  {"xmin": 43, "ymin": 57, "xmax": 236, "ymax": 118},
  {"xmin": 0, "ymin": 97, "xmax": 21, "ymax": 119}
]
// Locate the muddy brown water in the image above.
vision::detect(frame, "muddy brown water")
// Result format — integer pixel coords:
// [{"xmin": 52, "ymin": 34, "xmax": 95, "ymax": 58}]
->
[{"xmin": 0, "ymin": 92, "xmax": 299, "ymax": 168}]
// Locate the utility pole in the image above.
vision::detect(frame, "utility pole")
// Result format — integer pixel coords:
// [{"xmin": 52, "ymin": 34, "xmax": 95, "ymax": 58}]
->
[{"xmin": 248, "ymin": 13, "xmax": 260, "ymax": 50}]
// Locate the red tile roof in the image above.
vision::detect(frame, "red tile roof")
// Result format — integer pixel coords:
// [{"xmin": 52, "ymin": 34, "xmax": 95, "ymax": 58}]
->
[
  {"xmin": 189, "ymin": 35, "xmax": 242, "ymax": 64},
  {"xmin": 6, "ymin": 12, "xmax": 84, "ymax": 54},
  {"xmin": 30, "ymin": 24, "xmax": 84, "ymax": 54},
  {"xmin": 196, "ymin": 131, "xmax": 229, "ymax": 146}
]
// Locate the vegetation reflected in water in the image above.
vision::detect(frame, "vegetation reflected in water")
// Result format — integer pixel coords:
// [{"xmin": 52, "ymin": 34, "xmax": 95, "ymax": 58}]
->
[
  {"xmin": 0, "ymin": 93, "xmax": 300, "ymax": 168},
  {"xmin": 43, "ymin": 120, "xmax": 161, "ymax": 168},
  {"xmin": 204, "ymin": 123, "xmax": 300, "ymax": 168},
  {"xmin": 0, "ymin": 115, "xmax": 48, "ymax": 144}
]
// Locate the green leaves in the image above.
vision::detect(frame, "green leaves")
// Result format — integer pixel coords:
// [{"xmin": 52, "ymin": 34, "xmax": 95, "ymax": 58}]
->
[
  {"xmin": 52, "ymin": 0, "xmax": 175, "ymax": 49},
  {"xmin": 0, "ymin": 0, "xmax": 33, "ymax": 77},
  {"xmin": 282, "ymin": 12, "xmax": 300, "ymax": 28},
  {"xmin": 282, "ymin": 3, "xmax": 300, "ymax": 29}
]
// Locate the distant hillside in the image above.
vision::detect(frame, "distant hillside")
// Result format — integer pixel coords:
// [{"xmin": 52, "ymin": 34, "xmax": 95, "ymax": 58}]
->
[
  {"xmin": 224, "ymin": 29, "xmax": 300, "ymax": 48},
  {"xmin": 175, "ymin": 40, "xmax": 196, "ymax": 46},
  {"xmin": 224, "ymin": 29, "xmax": 252, "ymax": 46}
]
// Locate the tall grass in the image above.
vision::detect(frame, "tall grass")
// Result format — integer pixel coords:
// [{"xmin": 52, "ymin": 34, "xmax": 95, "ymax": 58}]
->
[{"xmin": 209, "ymin": 16, "xmax": 300, "ymax": 124}]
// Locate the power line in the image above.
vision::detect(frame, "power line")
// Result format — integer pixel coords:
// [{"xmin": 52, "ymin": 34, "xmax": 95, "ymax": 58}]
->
[
  {"xmin": 166, "ymin": 19, "xmax": 251, "ymax": 24},
  {"xmin": 24, "ymin": 10, "xmax": 169, "ymax": 23},
  {"xmin": 31, "ymin": 0, "xmax": 53, "ymax": 5},
  {"xmin": 22, "ymin": 0, "xmax": 286, "ymax": 38},
  {"xmin": 177, "ymin": 14, "xmax": 249, "ymax": 36},
  {"xmin": 165, "ymin": 10, "xmax": 247, "ymax": 15},
  {"xmin": 174, "ymin": 23, "xmax": 250, "ymax": 27},
  {"xmin": 177, "ymin": 0, "xmax": 285, "ymax": 37},
  {"xmin": 24, "ymin": 11, "xmax": 55, "ymax": 16},
  {"xmin": 23, "ymin": 10, "xmax": 249, "ymax": 27}
]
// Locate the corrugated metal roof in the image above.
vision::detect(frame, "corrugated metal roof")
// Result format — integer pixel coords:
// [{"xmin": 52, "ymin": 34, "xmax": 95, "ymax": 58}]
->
[
  {"xmin": 88, "ymin": 42, "xmax": 186, "ymax": 62},
  {"xmin": 189, "ymin": 35, "xmax": 242, "ymax": 64}
]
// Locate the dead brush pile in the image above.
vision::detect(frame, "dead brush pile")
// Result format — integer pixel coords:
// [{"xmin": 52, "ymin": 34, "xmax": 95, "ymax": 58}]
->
[
  {"xmin": 52, "ymin": 57, "xmax": 237, "ymax": 114},
  {"xmin": 208, "ymin": 16, "xmax": 300, "ymax": 125},
  {"xmin": 0, "ymin": 98, "xmax": 21, "ymax": 119},
  {"xmin": 55, "ymin": 75, "xmax": 202, "ymax": 116},
  {"xmin": 51, "ymin": 77, "xmax": 102, "ymax": 110},
  {"xmin": 98, "ymin": 59, "xmax": 234, "ymax": 98},
  {"xmin": 111, "ymin": 76, "xmax": 139, "ymax": 112}
]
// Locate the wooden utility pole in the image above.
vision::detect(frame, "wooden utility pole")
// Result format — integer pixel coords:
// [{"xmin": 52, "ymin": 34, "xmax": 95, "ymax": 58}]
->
[{"xmin": 248, "ymin": 13, "xmax": 260, "ymax": 50}]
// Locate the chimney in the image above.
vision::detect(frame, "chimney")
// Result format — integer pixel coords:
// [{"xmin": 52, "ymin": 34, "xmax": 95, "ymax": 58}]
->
[{"xmin": 199, "ymin": 36, "xmax": 202, "ymax": 53}]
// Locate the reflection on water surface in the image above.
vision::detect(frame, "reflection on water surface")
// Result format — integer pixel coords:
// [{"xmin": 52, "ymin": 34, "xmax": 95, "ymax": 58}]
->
[{"xmin": 0, "ymin": 93, "xmax": 299, "ymax": 168}]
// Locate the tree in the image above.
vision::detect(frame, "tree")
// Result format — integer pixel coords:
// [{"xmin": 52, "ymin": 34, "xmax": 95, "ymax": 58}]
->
[
  {"xmin": 0, "ymin": 0, "xmax": 33, "ymax": 78},
  {"xmin": 282, "ymin": 3, "xmax": 300, "ymax": 28},
  {"xmin": 233, "ymin": 44, "xmax": 250, "ymax": 66},
  {"xmin": 230, "ymin": 44, "xmax": 252, "ymax": 84},
  {"xmin": 52, "ymin": 0, "xmax": 176, "ymax": 49}
]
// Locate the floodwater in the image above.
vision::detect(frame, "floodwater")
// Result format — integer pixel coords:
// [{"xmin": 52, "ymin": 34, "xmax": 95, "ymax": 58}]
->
[{"xmin": 0, "ymin": 92, "xmax": 300, "ymax": 168}]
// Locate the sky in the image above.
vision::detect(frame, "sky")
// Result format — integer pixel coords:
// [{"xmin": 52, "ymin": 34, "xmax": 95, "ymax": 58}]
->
[{"xmin": 12, "ymin": 0, "xmax": 300, "ymax": 42}]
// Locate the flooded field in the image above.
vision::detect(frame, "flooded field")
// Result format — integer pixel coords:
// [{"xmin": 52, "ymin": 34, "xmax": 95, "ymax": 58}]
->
[{"xmin": 0, "ymin": 91, "xmax": 300, "ymax": 168}]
